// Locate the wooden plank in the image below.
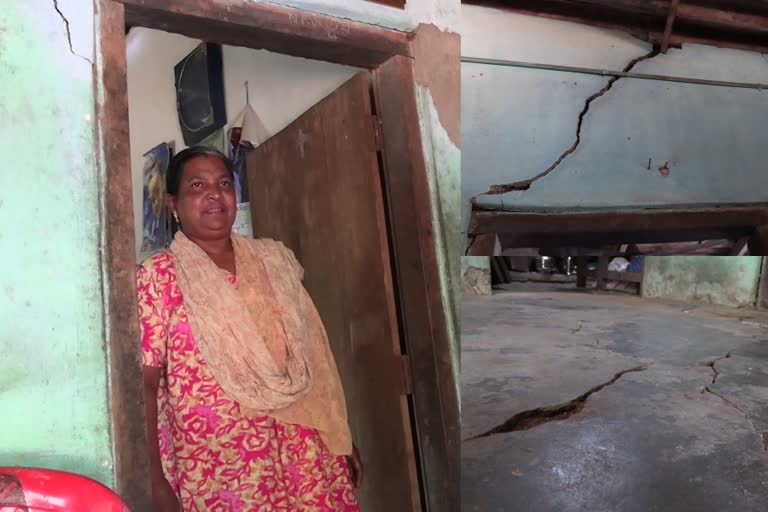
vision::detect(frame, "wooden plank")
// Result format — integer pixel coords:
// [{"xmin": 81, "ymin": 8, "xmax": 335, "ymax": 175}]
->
[
  {"xmin": 498, "ymin": 228, "xmax": 753, "ymax": 250},
  {"xmin": 95, "ymin": 1, "xmax": 151, "ymax": 509},
  {"xmin": 120, "ymin": 0, "xmax": 412, "ymax": 68},
  {"xmin": 246, "ymin": 73, "xmax": 420, "ymax": 512},
  {"xmin": 471, "ymin": 207, "xmax": 768, "ymax": 236},
  {"xmin": 373, "ymin": 56, "xmax": 460, "ymax": 512},
  {"xmin": 466, "ymin": 0, "xmax": 768, "ymax": 54}
]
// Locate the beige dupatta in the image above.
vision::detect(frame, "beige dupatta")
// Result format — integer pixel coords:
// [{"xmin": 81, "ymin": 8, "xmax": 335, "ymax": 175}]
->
[{"xmin": 170, "ymin": 232, "xmax": 352, "ymax": 455}]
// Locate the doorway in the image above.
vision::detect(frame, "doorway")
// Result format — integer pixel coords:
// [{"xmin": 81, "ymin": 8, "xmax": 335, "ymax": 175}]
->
[{"xmin": 95, "ymin": 0, "xmax": 457, "ymax": 511}]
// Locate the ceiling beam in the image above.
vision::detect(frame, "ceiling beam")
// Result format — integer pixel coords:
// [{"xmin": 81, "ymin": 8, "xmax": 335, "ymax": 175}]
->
[
  {"xmin": 661, "ymin": 0, "xmax": 681, "ymax": 52},
  {"xmin": 466, "ymin": 0, "xmax": 768, "ymax": 53}
]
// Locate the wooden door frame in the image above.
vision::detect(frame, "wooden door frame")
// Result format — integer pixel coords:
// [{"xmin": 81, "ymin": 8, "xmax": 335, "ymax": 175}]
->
[{"xmin": 95, "ymin": 1, "xmax": 457, "ymax": 510}]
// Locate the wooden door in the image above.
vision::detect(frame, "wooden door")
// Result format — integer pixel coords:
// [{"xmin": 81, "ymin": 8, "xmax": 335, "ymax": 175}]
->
[{"xmin": 246, "ymin": 73, "xmax": 420, "ymax": 511}]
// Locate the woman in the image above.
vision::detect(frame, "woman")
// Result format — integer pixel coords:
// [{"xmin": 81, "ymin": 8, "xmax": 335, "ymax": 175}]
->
[{"xmin": 137, "ymin": 146, "xmax": 362, "ymax": 511}]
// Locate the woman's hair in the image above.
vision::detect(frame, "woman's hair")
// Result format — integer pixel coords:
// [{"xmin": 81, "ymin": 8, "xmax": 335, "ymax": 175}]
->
[{"xmin": 166, "ymin": 146, "xmax": 234, "ymax": 196}]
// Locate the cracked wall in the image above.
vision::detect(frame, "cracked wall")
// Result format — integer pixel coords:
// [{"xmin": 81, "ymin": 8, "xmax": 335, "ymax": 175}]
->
[
  {"xmin": 0, "ymin": 0, "xmax": 113, "ymax": 486},
  {"xmin": 461, "ymin": 4, "xmax": 768, "ymax": 244},
  {"xmin": 642, "ymin": 256, "xmax": 763, "ymax": 307}
]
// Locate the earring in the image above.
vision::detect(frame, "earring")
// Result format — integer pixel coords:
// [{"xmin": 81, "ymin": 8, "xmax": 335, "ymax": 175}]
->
[{"xmin": 173, "ymin": 211, "xmax": 180, "ymax": 224}]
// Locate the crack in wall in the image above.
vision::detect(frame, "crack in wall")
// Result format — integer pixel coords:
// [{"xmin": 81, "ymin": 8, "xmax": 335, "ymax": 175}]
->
[
  {"xmin": 697, "ymin": 352, "xmax": 731, "ymax": 384},
  {"xmin": 481, "ymin": 49, "xmax": 660, "ymax": 195},
  {"xmin": 704, "ymin": 386, "xmax": 767, "ymax": 451},
  {"xmin": 468, "ymin": 364, "xmax": 650, "ymax": 440},
  {"xmin": 52, "ymin": 0, "xmax": 93, "ymax": 65}
]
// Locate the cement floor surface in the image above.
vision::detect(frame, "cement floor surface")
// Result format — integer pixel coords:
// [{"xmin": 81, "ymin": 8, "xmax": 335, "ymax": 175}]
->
[{"xmin": 462, "ymin": 284, "xmax": 768, "ymax": 512}]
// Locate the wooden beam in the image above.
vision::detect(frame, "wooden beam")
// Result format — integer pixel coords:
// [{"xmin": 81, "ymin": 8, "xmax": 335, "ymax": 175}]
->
[
  {"xmin": 661, "ymin": 0, "xmax": 681, "ymax": 53},
  {"xmin": 649, "ymin": 30, "xmax": 768, "ymax": 55},
  {"xmin": 95, "ymin": 1, "xmax": 151, "ymax": 510},
  {"xmin": 470, "ymin": 207, "xmax": 768, "ymax": 236},
  {"xmin": 676, "ymin": 3, "xmax": 768, "ymax": 33},
  {"xmin": 466, "ymin": 0, "xmax": 768, "ymax": 53},
  {"xmin": 498, "ymin": 228, "xmax": 753, "ymax": 250},
  {"xmin": 118, "ymin": 0, "xmax": 412, "ymax": 69}
]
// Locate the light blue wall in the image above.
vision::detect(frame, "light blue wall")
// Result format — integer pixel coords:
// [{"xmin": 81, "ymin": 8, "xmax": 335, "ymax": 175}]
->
[{"xmin": 462, "ymin": 5, "xmax": 768, "ymax": 243}]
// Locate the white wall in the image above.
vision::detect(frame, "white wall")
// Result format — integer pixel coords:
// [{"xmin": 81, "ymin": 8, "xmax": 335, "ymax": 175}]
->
[{"xmin": 126, "ymin": 27, "xmax": 361, "ymax": 260}]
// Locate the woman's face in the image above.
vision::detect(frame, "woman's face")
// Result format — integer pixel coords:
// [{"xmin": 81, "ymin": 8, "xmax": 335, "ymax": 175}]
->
[{"xmin": 168, "ymin": 155, "xmax": 237, "ymax": 241}]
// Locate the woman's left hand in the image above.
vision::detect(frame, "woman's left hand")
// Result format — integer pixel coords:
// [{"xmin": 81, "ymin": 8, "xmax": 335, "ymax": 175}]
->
[{"xmin": 346, "ymin": 443, "xmax": 363, "ymax": 488}]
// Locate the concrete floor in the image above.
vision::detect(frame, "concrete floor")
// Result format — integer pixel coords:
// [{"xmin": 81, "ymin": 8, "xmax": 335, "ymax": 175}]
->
[{"xmin": 462, "ymin": 284, "xmax": 768, "ymax": 512}]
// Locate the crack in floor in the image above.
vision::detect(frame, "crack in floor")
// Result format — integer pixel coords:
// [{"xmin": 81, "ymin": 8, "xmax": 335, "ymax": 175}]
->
[
  {"xmin": 467, "ymin": 364, "xmax": 650, "ymax": 440},
  {"xmin": 697, "ymin": 352, "xmax": 731, "ymax": 384},
  {"xmin": 480, "ymin": 49, "xmax": 659, "ymax": 195},
  {"xmin": 52, "ymin": 0, "xmax": 93, "ymax": 65},
  {"xmin": 704, "ymin": 386, "xmax": 767, "ymax": 451}
]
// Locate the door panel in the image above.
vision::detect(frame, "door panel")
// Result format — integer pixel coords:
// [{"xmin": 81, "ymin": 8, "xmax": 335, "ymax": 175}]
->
[{"xmin": 246, "ymin": 72, "xmax": 420, "ymax": 512}]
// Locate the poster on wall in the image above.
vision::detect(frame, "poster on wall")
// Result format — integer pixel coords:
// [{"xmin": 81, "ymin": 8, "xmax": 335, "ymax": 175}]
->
[
  {"xmin": 174, "ymin": 43, "xmax": 227, "ymax": 146},
  {"xmin": 140, "ymin": 142, "xmax": 173, "ymax": 257}
]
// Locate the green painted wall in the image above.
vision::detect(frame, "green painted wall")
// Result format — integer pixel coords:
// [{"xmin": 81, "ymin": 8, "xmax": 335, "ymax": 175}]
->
[
  {"xmin": 0, "ymin": 1, "xmax": 113, "ymax": 485},
  {"xmin": 643, "ymin": 257, "xmax": 763, "ymax": 308},
  {"xmin": 416, "ymin": 87, "xmax": 461, "ymax": 392}
]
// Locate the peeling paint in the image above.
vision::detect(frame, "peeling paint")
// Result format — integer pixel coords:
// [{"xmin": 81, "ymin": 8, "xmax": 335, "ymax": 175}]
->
[
  {"xmin": 415, "ymin": 84, "xmax": 461, "ymax": 395},
  {"xmin": 461, "ymin": 256, "xmax": 491, "ymax": 296}
]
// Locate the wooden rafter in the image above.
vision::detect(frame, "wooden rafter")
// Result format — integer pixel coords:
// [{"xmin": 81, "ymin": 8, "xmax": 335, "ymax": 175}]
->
[
  {"xmin": 661, "ymin": 0, "xmax": 681, "ymax": 53},
  {"xmin": 465, "ymin": 0, "xmax": 768, "ymax": 55}
]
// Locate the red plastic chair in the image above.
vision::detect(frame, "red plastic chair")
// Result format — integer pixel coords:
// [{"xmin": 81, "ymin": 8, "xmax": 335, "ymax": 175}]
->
[{"xmin": 0, "ymin": 468, "xmax": 130, "ymax": 511}]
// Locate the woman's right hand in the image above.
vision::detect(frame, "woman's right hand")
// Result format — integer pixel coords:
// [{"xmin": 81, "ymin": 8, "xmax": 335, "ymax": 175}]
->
[{"xmin": 152, "ymin": 477, "xmax": 181, "ymax": 512}]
